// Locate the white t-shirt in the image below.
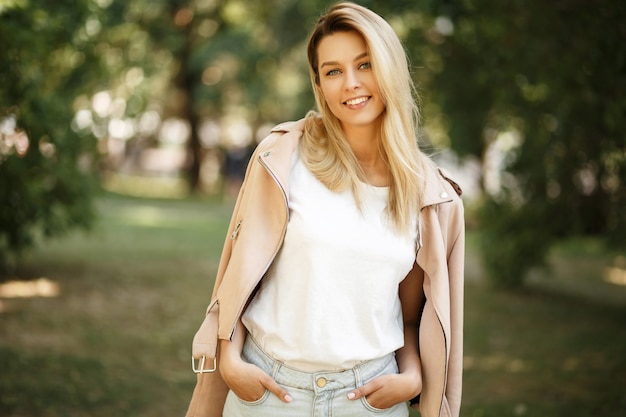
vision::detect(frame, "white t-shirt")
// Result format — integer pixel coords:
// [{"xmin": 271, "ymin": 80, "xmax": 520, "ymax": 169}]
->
[{"xmin": 242, "ymin": 151, "xmax": 418, "ymax": 371}]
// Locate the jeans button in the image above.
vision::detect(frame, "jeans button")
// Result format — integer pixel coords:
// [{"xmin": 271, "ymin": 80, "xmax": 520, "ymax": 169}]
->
[{"xmin": 316, "ymin": 377, "xmax": 327, "ymax": 388}]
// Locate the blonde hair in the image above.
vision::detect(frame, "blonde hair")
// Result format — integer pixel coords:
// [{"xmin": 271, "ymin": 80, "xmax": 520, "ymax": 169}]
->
[{"xmin": 302, "ymin": 1, "xmax": 428, "ymax": 232}]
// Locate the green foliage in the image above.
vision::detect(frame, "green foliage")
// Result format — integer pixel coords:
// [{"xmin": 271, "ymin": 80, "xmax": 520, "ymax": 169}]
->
[
  {"xmin": 0, "ymin": 0, "xmax": 101, "ymax": 265},
  {"xmin": 432, "ymin": 0, "xmax": 626, "ymax": 287},
  {"xmin": 2, "ymin": 0, "xmax": 624, "ymax": 286},
  {"xmin": 477, "ymin": 198, "xmax": 552, "ymax": 289}
]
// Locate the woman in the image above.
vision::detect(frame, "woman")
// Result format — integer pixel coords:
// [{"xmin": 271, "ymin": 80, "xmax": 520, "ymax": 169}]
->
[{"xmin": 186, "ymin": 2, "xmax": 464, "ymax": 417}]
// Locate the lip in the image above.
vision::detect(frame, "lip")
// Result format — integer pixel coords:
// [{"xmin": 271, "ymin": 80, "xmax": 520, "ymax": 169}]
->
[{"xmin": 343, "ymin": 96, "xmax": 371, "ymax": 108}]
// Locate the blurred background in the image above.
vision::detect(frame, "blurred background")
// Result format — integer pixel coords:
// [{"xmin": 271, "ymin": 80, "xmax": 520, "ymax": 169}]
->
[{"xmin": 1, "ymin": 0, "xmax": 625, "ymax": 416}]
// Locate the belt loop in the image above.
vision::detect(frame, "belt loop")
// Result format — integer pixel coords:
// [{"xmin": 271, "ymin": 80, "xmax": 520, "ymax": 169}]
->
[{"xmin": 352, "ymin": 362, "xmax": 363, "ymax": 388}]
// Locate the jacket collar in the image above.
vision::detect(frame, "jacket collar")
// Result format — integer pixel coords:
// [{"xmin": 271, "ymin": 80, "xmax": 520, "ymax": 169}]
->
[
  {"xmin": 269, "ymin": 119, "xmax": 306, "ymax": 135},
  {"xmin": 257, "ymin": 120, "xmax": 304, "ymax": 192},
  {"xmin": 420, "ymin": 162, "xmax": 456, "ymax": 209}
]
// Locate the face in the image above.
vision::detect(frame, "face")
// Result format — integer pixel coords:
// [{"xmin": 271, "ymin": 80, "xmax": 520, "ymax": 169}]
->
[{"xmin": 316, "ymin": 31, "xmax": 385, "ymax": 134}]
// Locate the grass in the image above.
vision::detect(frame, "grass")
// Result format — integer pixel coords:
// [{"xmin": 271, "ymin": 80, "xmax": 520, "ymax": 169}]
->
[{"xmin": 1, "ymin": 193, "xmax": 625, "ymax": 417}]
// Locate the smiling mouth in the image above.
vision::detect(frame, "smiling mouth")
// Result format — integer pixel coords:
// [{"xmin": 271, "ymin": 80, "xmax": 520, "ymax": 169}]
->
[{"xmin": 344, "ymin": 96, "xmax": 370, "ymax": 106}]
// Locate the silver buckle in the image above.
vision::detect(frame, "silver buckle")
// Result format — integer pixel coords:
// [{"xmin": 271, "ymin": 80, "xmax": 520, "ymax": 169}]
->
[{"xmin": 192, "ymin": 355, "xmax": 217, "ymax": 373}]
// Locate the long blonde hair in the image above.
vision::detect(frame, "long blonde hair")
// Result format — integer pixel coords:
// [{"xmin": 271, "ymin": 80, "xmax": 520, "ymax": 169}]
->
[{"xmin": 302, "ymin": 2, "xmax": 428, "ymax": 232}]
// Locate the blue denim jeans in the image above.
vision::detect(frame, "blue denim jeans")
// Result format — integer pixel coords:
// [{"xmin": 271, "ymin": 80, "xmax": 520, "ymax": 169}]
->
[{"xmin": 223, "ymin": 336, "xmax": 409, "ymax": 417}]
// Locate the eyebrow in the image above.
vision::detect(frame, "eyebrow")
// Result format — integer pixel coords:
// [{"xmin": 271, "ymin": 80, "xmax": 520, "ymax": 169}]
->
[{"xmin": 320, "ymin": 52, "xmax": 369, "ymax": 68}]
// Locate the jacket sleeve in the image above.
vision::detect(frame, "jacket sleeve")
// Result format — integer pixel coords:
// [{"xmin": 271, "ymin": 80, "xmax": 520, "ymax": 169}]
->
[
  {"xmin": 186, "ymin": 146, "xmax": 263, "ymax": 417},
  {"xmin": 210, "ymin": 145, "xmax": 263, "ymax": 298},
  {"xmin": 444, "ymin": 191, "xmax": 465, "ymax": 417}
]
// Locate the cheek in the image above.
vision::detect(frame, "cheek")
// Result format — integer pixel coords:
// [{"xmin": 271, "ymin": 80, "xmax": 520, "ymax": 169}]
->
[
  {"xmin": 320, "ymin": 77, "xmax": 343, "ymax": 95},
  {"xmin": 365, "ymin": 75, "xmax": 381, "ymax": 95},
  {"xmin": 319, "ymin": 85, "xmax": 339, "ymax": 108}
]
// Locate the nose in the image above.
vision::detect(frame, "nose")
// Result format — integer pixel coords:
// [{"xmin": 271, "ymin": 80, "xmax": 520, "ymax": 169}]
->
[{"xmin": 343, "ymin": 68, "xmax": 361, "ymax": 91}]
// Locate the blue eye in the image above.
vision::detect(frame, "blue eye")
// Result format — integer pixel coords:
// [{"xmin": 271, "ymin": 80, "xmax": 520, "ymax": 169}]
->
[
  {"xmin": 359, "ymin": 62, "xmax": 371, "ymax": 70},
  {"xmin": 326, "ymin": 69, "xmax": 341, "ymax": 76}
]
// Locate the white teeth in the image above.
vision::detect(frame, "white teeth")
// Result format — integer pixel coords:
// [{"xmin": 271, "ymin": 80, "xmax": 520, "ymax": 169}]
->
[{"xmin": 345, "ymin": 97, "xmax": 368, "ymax": 106}]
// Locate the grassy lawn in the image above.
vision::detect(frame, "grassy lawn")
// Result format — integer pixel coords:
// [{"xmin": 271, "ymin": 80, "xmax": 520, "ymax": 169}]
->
[{"xmin": 1, "ymin": 194, "xmax": 625, "ymax": 416}]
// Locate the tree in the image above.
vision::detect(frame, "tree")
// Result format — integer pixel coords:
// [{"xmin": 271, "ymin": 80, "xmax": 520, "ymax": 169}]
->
[
  {"xmin": 428, "ymin": 0, "xmax": 626, "ymax": 287},
  {"xmin": 5, "ymin": 0, "xmax": 622, "ymax": 287},
  {"xmin": 0, "ymin": 0, "xmax": 105, "ymax": 267}
]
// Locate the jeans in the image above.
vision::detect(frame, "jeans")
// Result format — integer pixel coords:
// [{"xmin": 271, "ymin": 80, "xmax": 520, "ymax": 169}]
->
[{"xmin": 223, "ymin": 336, "xmax": 409, "ymax": 417}]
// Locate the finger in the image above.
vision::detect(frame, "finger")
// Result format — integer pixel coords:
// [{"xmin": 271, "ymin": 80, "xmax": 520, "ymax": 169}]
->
[
  {"xmin": 347, "ymin": 380, "xmax": 381, "ymax": 400},
  {"xmin": 262, "ymin": 377, "xmax": 293, "ymax": 403}
]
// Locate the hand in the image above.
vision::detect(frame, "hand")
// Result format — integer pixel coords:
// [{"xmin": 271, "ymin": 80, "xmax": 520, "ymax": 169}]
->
[
  {"xmin": 347, "ymin": 372, "xmax": 422, "ymax": 409},
  {"xmin": 219, "ymin": 355, "xmax": 292, "ymax": 403}
]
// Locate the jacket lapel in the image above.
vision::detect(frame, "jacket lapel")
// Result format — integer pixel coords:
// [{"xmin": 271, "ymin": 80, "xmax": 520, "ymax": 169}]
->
[{"xmin": 258, "ymin": 120, "xmax": 304, "ymax": 199}]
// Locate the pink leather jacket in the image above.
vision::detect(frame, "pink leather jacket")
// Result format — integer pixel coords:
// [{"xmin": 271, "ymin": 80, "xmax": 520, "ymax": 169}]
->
[{"xmin": 186, "ymin": 119, "xmax": 465, "ymax": 417}]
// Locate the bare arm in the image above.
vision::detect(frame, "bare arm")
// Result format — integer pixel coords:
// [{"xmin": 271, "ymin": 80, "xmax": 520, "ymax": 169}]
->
[
  {"xmin": 347, "ymin": 263, "xmax": 424, "ymax": 408},
  {"xmin": 396, "ymin": 263, "xmax": 424, "ymax": 391}
]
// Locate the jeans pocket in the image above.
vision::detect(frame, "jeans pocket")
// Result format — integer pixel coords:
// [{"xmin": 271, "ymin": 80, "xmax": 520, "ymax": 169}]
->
[
  {"xmin": 230, "ymin": 388, "xmax": 271, "ymax": 406},
  {"xmin": 360, "ymin": 397, "xmax": 408, "ymax": 415},
  {"xmin": 357, "ymin": 357, "xmax": 406, "ymax": 414},
  {"xmin": 361, "ymin": 396, "xmax": 388, "ymax": 413},
  {"xmin": 233, "ymin": 390, "xmax": 271, "ymax": 407}
]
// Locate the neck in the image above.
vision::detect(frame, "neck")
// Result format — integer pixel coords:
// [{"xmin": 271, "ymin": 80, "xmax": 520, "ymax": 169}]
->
[
  {"xmin": 343, "ymin": 124, "xmax": 380, "ymax": 161},
  {"xmin": 342, "ymin": 125, "xmax": 389, "ymax": 186}
]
